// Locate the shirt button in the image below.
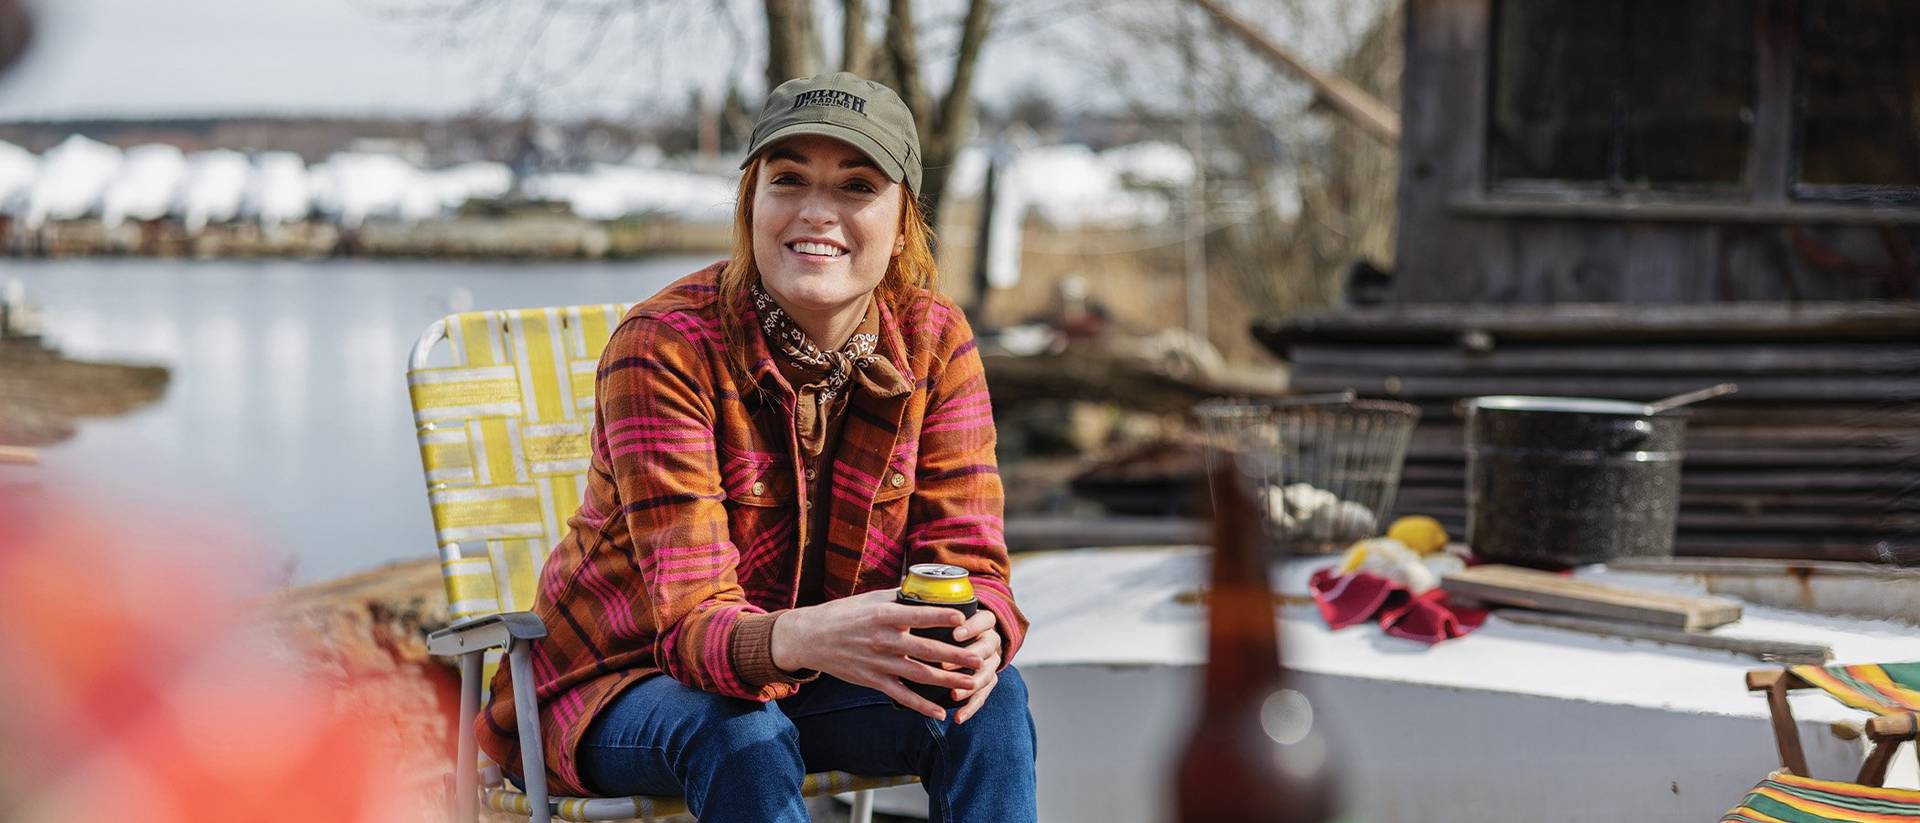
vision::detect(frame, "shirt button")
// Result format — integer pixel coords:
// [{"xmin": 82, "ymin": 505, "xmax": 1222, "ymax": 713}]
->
[
  {"xmin": 802, "ymin": 499, "xmax": 812, "ymax": 510},
  {"xmin": 805, "ymin": 467, "xmax": 817, "ymax": 482},
  {"xmin": 890, "ymin": 472, "xmax": 907, "ymax": 488},
  {"xmin": 750, "ymin": 481, "xmax": 766, "ymax": 496}
]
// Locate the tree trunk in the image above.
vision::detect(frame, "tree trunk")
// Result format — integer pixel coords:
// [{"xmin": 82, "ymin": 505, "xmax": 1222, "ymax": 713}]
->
[
  {"xmin": 764, "ymin": 0, "xmax": 822, "ymax": 90},
  {"xmin": 880, "ymin": 0, "xmax": 994, "ymax": 228},
  {"xmin": 841, "ymin": 0, "xmax": 871, "ymax": 75}
]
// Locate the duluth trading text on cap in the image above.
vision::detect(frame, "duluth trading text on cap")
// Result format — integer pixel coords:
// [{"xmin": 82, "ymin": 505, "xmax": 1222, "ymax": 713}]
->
[{"xmin": 741, "ymin": 72, "xmax": 924, "ymax": 194}]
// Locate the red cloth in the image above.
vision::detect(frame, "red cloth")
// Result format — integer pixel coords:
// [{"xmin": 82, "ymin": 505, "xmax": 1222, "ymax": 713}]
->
[{"xmin": 1308, "ymin": 568, "xmax": 1488, "ymax": 644}]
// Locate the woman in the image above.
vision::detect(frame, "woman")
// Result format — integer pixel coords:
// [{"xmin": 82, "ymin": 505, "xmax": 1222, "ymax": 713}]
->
[{"xmin": 477, "ymin": 72, "xmax": 1037, "ymax": 823}]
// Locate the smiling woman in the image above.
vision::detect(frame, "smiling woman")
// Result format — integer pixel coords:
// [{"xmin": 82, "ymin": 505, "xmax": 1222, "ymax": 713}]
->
[{"xmin": 475, "ymin": 72, "xmax": 1036, "ymax": 823}]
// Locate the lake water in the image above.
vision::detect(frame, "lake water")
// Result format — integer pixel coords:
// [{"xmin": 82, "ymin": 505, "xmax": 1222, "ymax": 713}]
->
[{"xmin": 10, "ymin": 256, "xmax": 711, "ymax": 582}]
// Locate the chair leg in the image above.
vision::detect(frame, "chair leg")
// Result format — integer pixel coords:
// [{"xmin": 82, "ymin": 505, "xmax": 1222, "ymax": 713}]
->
[
  {"xmin": 1857, "ymin": 737, "xmax": 1900, "ymax": 787},
  {"xmin": 1766, "ymin": 677, "xmax": 1811, "ymax": 776},
  {"xmin": 850, "ymin": 789, "xmax": 875, "ymax": 823},
  {"xmin": 508, "ymin": 640, "xmax": 552, "ymax": 823},
  {"xmin": 455, "ymin": 652, "xmax": 483, "ymax": 823}
]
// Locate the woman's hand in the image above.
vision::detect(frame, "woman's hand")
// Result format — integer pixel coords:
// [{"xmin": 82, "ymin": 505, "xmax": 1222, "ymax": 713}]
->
[
  {"xmin": 947, "ymin": 608, "xmax": 1002, "ymax": 724},
  {"xmin": 770, "ymin": 589, "xmax": 983, "ymax": 720}
]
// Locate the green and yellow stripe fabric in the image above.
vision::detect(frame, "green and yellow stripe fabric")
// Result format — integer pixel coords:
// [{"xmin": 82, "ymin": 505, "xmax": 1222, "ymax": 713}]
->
[
  {"xmin": 1723, "ymin": 771, "xmax": 1920, "ymax": 822},
  {"xmin": 1791, "ymin": 663, "xmax": 1920, "ymax": 717},
  {"xmin": 410, "ymin": 303, "xmax": 632, "ymax": 624}
]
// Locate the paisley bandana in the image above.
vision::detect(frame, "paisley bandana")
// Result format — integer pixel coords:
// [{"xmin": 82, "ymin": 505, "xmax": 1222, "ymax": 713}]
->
[{"xmin": 751, "ymin": 284, "xmax": 901, "ymax": 405}]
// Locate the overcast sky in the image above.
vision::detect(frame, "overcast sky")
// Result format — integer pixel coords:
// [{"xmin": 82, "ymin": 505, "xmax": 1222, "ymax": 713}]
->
[
  {"xmin": 0, "ymin": 0, "xmax": 1386, "ymax": 123},
  {"xmin": 0, "ymin": 0, "xmax": 1110, "ymax": 120}
]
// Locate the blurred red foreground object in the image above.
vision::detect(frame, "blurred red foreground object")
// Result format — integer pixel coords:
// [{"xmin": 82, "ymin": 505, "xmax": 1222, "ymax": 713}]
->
[{"xmin": 0, "ymin": 494, "xmax": 414, "ymax": 821}]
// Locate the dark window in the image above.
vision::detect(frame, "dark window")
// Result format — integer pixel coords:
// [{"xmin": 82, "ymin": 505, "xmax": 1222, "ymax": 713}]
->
[
  {"xmin": 1489, "ymin": 0, "xmax": 1617, "ymax": 183},
  {"xmin": 1798, "ymin": 0, "xmax": 1920, "ymax": 191},
  {"xmin": 1489, "ymin": 0, "xmax": 1755, "ymax": 189}
]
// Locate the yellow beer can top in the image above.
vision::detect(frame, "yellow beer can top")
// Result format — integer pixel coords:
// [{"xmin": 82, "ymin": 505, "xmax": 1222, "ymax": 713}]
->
[{"xmin": 901, "ymin": 563, "xmax": 975, "ymax": 604}]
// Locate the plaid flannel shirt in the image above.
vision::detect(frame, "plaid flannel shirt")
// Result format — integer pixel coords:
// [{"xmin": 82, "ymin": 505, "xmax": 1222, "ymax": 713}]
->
[{"xmin": 477, "ymin": 264, "xmax": 1026, "ymax": 794}]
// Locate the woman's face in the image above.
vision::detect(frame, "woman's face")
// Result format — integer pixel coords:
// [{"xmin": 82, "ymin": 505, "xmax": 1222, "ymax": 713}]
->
[{"xmin": 750, "ymin": 134, "xmax": 905, "ymax": 318}]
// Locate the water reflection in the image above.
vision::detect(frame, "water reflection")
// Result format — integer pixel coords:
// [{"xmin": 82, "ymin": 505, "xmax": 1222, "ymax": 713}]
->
[{"xmin": 12, "ymin": 257, "xmax": 701, "ymax": 582}]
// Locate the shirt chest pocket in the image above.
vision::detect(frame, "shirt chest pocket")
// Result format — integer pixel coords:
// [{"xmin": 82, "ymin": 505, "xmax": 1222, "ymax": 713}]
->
[{"xmin": 722, "ymin": 454, "xmax": 796, "ymax": 508}]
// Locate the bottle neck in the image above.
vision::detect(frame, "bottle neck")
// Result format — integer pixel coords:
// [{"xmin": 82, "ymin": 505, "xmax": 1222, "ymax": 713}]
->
[{"xmin": 1202, "ymin": 513, "xmax": 1287, "ymax": 708}]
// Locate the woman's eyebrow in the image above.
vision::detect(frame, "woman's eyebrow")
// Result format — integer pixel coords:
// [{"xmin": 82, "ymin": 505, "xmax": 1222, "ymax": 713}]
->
[{"xmin": 767, "ymin": 147, "xmax": 876, "ymax": 171}]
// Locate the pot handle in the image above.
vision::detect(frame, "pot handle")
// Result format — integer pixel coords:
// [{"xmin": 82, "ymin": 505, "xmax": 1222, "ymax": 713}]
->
[{"xmin": 1614, "ymin": 418, "xmax": 1656, "ymax": 449}]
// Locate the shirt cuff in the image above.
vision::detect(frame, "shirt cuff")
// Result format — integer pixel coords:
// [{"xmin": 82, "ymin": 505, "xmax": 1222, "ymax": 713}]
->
[{"xmin": 730, "ymin": 609, "xmax": 820, "ymax": 692}]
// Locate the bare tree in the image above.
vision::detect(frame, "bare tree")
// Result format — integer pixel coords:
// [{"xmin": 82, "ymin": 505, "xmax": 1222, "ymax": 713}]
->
[
  {"xmin": 1069, "ymin": 0, "xmax": 1399, "ymax": 318},
  {"xmin": 764, "ymin": 0, "xmax": 823, "ymax": 90},
  {"xmin": 375, "ymin": 0, "xmax": 1005, "ymax": 226}
]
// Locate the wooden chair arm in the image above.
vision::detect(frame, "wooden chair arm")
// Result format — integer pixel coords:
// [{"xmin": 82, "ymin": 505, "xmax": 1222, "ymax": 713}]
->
[
  {"xmin": 1747, "ymin": 668, "xmax": 1813, "ymax": 692},
  {"xmin": 1866, "ymin": 714, "xmax": 1918, "ymax": 741}
]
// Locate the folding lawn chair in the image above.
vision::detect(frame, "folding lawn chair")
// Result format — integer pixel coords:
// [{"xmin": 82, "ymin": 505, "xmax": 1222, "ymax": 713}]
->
[
  {"xmin": 407, "ymin": 304, "xmax": 917, "ymax": 823},
  {"xmin": 1748, "ymin": 663, "xmax": 1920, "ymax": 787},
  {"xmin": 1721, "ymin": 771, "xmax": 1920, "ymax": 822}
]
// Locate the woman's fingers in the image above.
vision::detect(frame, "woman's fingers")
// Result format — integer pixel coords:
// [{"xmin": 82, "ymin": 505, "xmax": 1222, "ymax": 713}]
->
[
  {"xmin": 960, "ymin": 629, "xmax": 998, "ymax": 661},
  {"xmin": 870, "ymin": 674, "xmax": 948, "ymax": 721},
  {"xmin": 953, "ymin": 671, "xmax": 999, "ymax": 725},
  {"xmin": 892, "ymin": 656, "xmax": 975, "ymax": 691},
  {"xmin": 897, "ymin": 633, "xmax": 983, "ymax": 669},
  {"xmin": 949, "ymin": 650, "xmax": 1001, "ymax": 700},
  {"xmin": 951, "ymin": 608, "xmax": 997, "ymax": 642}
]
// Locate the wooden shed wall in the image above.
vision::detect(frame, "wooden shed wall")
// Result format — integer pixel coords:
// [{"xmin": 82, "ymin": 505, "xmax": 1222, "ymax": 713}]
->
[{"xmin": 1395, "ymin": 0, "xmax": 1919, "ymax": 304}]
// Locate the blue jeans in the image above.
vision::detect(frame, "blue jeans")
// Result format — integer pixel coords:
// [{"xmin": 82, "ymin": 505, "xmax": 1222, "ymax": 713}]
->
[{"xmin": 575, "ymin": 666, "xmax": 1037, "ymax": 823}]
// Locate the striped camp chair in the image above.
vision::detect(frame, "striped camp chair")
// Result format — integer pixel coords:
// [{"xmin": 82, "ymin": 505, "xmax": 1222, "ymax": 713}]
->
[
  {"xmin": 1721, "ymin": 771, "xmax": 1920, "ymax": 822},
  {"xmin": 408, "ymin": 304, "xmax": 917, "ymax": 823},
  {"xmin": 1748, "ymin": 663, "xmax": 1920, "ymax": 787}
]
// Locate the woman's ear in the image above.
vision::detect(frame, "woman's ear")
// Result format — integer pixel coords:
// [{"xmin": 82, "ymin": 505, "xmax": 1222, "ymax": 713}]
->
[{"xmin": 893, "ymin": 236, "xmax": 906, "ymax": 256}]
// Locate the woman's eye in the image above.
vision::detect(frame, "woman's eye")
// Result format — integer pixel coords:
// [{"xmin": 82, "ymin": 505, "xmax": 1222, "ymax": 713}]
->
[
  {"xmin": 843, "ymin": 180, "xmax": 876, "ymax": 194},
  {"xmin": 771, "ymin": 173, "xmax": 802, "ymax": 185}
]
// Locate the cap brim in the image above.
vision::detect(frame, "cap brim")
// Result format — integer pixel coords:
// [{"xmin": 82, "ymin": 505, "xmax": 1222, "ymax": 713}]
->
[{"xmin": 740, "ymin": 121, "xmax": 912, "ymax": 189}]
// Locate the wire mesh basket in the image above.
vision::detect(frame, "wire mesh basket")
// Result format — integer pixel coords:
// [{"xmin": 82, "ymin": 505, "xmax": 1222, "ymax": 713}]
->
[{"xmin": 1195, "ymin": 395, "xmax": 1421, "ymax": 555}]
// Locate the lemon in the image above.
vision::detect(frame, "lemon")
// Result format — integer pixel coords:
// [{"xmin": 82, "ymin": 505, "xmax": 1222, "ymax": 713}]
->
[
  {"xmin": 1386, "ymin": 515, "xmax": 1449, "ymax": 555},
  {"xmin": 1337, "ymin": 542, "xmax": 1369, "ymax": 575}
]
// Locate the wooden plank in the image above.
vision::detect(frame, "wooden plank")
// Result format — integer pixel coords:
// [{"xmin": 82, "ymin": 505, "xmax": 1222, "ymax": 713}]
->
[
  {"xmin": 1291, "ymin": 373, "xmax": 1920, "ymax": 402},
  {"xmin": 1254, "ymin": 302, "xmax": 1920, "ymax": 348},
  {"xmin": 1289, "ymin": 343, "xmax": 1920, "ymax": 375},
  {"xmin": 1496, "ymin": 610, "xmax": 1832, "ymax": 664},
  {"xmin": 1609, "ymin": 557, "xmax": 1920, "ymax": 580},
  {"xmin": 1440, "ymin": 564, "xmax": 1744, "ymax": 629},
  {"xmin": 1448, "ymin": 195, "xmax": 1920, "ymax": 227}
]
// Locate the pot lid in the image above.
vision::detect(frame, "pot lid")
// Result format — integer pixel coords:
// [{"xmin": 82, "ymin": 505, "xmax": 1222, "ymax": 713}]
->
[{"xmin": 1466, "ymin": 395, "xmax": 1654, "ymax": 416}]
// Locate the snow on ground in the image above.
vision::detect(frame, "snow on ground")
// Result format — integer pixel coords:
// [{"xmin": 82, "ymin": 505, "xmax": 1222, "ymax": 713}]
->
[
  {"xmin": 0, "ymin": 141, "xmax": 35, "ymax": 211},
  {"xmin": 100, "ymin": 144, "xmax": 187, "ymax": 228},
  {"xmin": 1, "ymin": 135, "xmax": 1198, "ymax": 230},
  {"xmin": 179, "ymin": 150, "xmax": 253, "ymax": 232},
  {"xmin": 946, "ymin": 141, "xmax": 1193, "ymax": 229},
  {"xmin": 20, "ymin": 135, "xmax": 123, "ymax": 229},
  {"xmin": 522, "ymin": 164, "xmax": 736, "ymax": 222},
  {"xmin": 248, "ymin": 151, "xmax": 312, "ymax": 226}
]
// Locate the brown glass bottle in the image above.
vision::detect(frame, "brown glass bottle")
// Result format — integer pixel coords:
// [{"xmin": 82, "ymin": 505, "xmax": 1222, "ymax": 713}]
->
[{"xmin": 1175, "ymin": 461, "xmax": 1342, "ymax": 822}]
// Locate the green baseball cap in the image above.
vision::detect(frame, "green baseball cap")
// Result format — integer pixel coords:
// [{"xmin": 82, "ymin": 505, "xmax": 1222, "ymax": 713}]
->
[{"xmin": 741, "ymin": 71, "xmax": 923, "ymax": 193}]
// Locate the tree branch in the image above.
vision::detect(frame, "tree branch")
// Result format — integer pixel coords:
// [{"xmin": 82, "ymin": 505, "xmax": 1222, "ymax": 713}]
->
[{"xmin": 1185, "ymin": 0, "xmax": 1399, "ymax": 143}]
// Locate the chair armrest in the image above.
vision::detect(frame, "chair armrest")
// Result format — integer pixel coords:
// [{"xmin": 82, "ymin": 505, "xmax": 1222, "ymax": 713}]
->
[
  {"xmin": 427, "ymin": 612, "xmax": 547, "ymax": 657},
  {"xmin": 1746, "ymin": 668, "xmax": 1813, "ymax": 692},
  {"xmin": 1867, "ymin": 714, "xmax": 1919, "ymax": 741}
]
